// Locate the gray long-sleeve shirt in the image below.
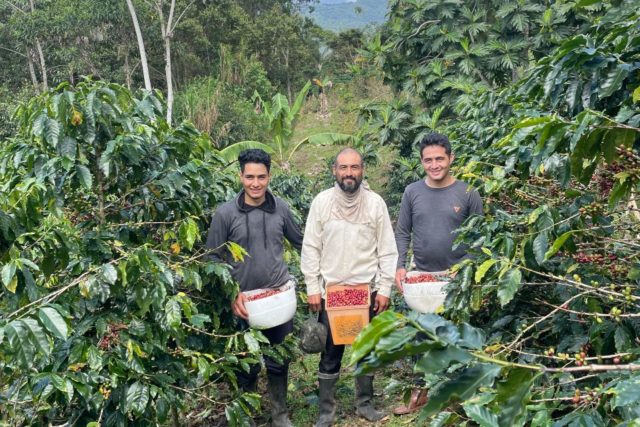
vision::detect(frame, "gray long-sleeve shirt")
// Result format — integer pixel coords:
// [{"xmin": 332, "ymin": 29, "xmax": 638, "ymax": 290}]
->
[
  {"xmin": 395, "ymin": 179, "xmax": 483, "ymax": 272},
  {"xmin": 206, "ymin": 190, "xmax": 303, "ymax": 291}
]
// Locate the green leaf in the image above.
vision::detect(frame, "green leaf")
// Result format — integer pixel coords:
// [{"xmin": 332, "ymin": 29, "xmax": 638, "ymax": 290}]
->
[
  {"xmin": 475, "ymin": 259, "xmax": 497, "ymax": 283},
  {"xmin": 544, "ymin": 231, "xmax": 574, "ymax": 260},
  {"xmin": 23, "ymin": 317, "xmax": 51, "ymax": 357},
  {"xmin": 87, "ymin": 345, "xmax": 103, "ymax": 371},
  {"xmin": 19, "ymin": 258, "xmax": 40, "ymax": 272},
  {"xmin": 243, "ymin": 332, "xmax": 260, "ymax": 353},
  {"xmin": 59, "ymin": 136, "xmax": 77, "ymax": 160},
  {"xmin": 51, "ymin": 374, "xmax": 74, "ymax": 402},
  {"xmin": 5, "ymin": 320, "xmax": 35, "ymax": 367},
  {"xmin": 415, "ymin": 346, "xmax": 473, "ymax": 374},
  {"xmin": 165, "ymin": 299, "xmax": 182, "ymax": 328},
  {"xmin": 497, "ymin": 269, "xmax": 522, "ymax": 307},
  {"xmin": 513, "ymin": 116, "xmax": 551, "ymax": 129},
  {"xmin": 190, "ymin": 313, "xmax": 210, "ymax": 328},
  {"xmin": 599, "ymin": 64, "xmax": 630, "ymax": 98},
  {"xmin": 528, "ymin": 207, "xmax": 543, "ymax": 225},
  {"xmin": 463, "ymin": 404, "xmax": 499, "ymax": 427},
  {"xmin": 576, "ymin": 0, "xmax": 601, "ymax": 6},
  {"xmin": 633, "ymin": 86, "xmax": 640, "ymax": 103},
  {"xmin": 608, "ymin": 179, "xmax": 631, "ymax": 208},
  {"xmin": 101, "ymin": 264, "xmax": 118, "ymax": 285},
  {"xmin": 45, "ymin": 118, "xmax": 61, "ymax": 147},
  {"xmin": 614, "ymin": 326, "xmax": 631, "ymax": 352},
  {"xmin": 532, "ymin": 233, "xmax": 548, "ymax": 265},
  {"xmin": 2, "ymin": 262, "xmax": 17, "ymax": 293},
  {"xmin": 496, "ymin": 368, "xmax": 537, "ymax": 426},
  {"xmin": 75, "ymin": 164, "xmax": 92, "ymax": 190},
  {"xmin": 126, "ymin": 381, "xmax": 150, "ymax": 416},
  {"xmin": 428, "ymin": 412, "xmax": 453, "ymax": 427},
  {"xmin": 350, "ymin": 311, "xmax": 402, "ymax": 365},
  {"xmin": 612, "ymin": 376, "xmax": 640, "ymax": 409},
  {"xmin": 422, "ymin": 363, "xmax": 502, "ymax": 417},
  {"xmin": 38, "ymin": 306, "xmax": 69, "ymax": 341},
  {"xmin": 179, "ymin": 218, "xmax": 199, "ymax": 250}
]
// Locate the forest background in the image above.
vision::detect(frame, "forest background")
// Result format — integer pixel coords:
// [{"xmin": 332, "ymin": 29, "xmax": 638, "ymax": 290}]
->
[{"xmin": 1, "ymin": 0, "xmax": 640, "ymax": 426}]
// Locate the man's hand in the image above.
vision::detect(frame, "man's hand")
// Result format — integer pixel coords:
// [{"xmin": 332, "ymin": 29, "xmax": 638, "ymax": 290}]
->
[
  {"xmin": 231, "ymin": 293, "xmax": 249, "ymax": 319},
  {"xmin": 373, "ymin": 294, "xmax": 390, "ymax": 314},
  {"xmin": 395, "ymin": 268, "xmax": 407, "ymax": 293},
  {"xmin": 308, "ymin": 293, "xmax": 322, "ymax": 312}
]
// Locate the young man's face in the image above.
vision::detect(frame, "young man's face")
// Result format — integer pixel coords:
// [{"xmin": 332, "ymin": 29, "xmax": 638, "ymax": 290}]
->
[
  {"xmin": 333, "ymin": 150, "xmax": 363, "ymax": 193},
  {"xmin": 240, "ymin": 162, "xmax": 270, "ymax": 205},
  {"xmin": 421, "ymin": 145, "xmax": 454, "ymax": 184}
]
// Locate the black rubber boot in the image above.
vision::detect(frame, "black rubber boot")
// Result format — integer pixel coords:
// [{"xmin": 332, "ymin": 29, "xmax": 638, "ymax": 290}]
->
[
  {"xmin": 267, "ymin": 373, "xmax": 293, "ymax": 427},
  {"xmin": 238, "ymin": 377, "xmax": 257, "ymax": 426},
  {"xmin": 355, "ymin": 375, "xmax": 385, "ymax": 422},
  {"xmin": 314, "ymin": 377, "xmax": 339, "ymax": 427}
]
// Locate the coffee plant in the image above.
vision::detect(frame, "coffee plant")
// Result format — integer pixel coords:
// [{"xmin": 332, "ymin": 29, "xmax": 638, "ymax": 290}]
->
[
  {"xmin": 0, "ymin": 81, "xmax": 291, "ymax": 425},
  {"xmin": 354, "ymin": 3, "xmax": 640, "ymax": 425}
]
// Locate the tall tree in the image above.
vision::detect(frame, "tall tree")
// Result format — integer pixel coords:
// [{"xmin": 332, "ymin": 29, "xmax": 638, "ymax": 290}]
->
[{"xmin": 126, "ymin": 0, "xmax": 152, "ymax": 90}]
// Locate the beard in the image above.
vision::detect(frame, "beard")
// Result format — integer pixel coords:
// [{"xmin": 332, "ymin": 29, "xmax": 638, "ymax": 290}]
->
[{"xmin": 337, "ymin": 175, "xmax": 362, "ymax": 193}]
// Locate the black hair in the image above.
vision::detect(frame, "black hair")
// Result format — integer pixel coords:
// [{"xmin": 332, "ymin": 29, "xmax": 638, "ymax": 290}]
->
[
  {"xmin": 238, "ymin": 149, "xmax": 271, "ymax": 173},
  {"xmin": 418, "ymin": 133, "xmax": 452, "ymax": 157}
]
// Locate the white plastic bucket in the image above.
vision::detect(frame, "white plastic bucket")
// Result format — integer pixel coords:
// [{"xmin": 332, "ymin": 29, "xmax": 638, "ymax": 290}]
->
[
  {"xmin": 402, "ymin": 271, "xmax": 448, "ymax": 313},
  {"xmin": 243, "ymin": 282, "xmax": 296, "ymax": 329}
]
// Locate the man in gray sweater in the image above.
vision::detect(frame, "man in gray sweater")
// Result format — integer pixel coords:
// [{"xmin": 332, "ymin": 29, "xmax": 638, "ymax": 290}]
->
[
  {"xmin": 206, "ymin": 149, "xmax": 303, "ymax": 427},
  {"xmin": 393, "ymin": 133, "xmax": 483, "ymax": 415}
]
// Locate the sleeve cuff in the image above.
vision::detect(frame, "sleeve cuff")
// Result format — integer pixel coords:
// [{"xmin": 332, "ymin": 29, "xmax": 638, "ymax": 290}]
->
[
  {"xmin": 306, "ymin": 281, "xmax": 322, "ymax": 296},
  {"xmin": 375, "ymin": 283, "xmax": 392, "ymax": 298}
]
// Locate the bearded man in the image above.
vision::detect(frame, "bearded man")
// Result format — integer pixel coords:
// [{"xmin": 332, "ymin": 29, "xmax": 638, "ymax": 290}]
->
[{"xmin": 301, "ymin": 148, "xmax": 398, "ymax": 427}]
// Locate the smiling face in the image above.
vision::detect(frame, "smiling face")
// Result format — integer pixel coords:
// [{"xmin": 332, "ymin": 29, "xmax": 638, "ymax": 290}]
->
[
  {"xmin": 333, "ymin": 150, "xmax": 364, "ymax": 193},
  {"xmin": 240, "ymin": 162, "xmax": 270, "ymax": 206},
  {"xmin": 421, "ymin": 144, "xmax": 455, "ymax": 187}
]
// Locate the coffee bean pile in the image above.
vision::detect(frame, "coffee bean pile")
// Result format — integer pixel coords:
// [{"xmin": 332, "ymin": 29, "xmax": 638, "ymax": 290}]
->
[
  {"xmin": 326, "ymin": 288, "xmax": 368, "ymax": 307},
  {"xmin": 246, "ymin": 288, "xmax": 283, "ymax": 301},
  {"xmin": 405, "ymin": 273, "xmax": 438, "ymax": 284}
]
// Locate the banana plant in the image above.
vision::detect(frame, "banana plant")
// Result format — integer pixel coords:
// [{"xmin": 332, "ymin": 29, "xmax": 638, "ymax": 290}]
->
[{"xmin": 219, "ymin": 81, "xmax": 356, "ymax": 170}]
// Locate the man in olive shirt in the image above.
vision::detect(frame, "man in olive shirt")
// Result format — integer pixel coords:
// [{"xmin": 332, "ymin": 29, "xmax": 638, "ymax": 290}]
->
[{"xmin": 393, "ymin": 133, "xmax": 483, "ymax": 414}]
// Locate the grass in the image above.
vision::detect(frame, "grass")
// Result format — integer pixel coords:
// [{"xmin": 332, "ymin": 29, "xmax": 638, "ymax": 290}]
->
[
  {"xmin": 289, "ymin": 78, "xmax": 397, "ymax": 195},
  {"xmin": 252, "ymin": 346, "xmax": 421, "ymax": 426}
]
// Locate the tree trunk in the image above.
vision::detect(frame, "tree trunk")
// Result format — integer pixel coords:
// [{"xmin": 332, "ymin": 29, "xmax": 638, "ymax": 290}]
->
[
  {"xmin": 34, "ymin": 38, "xmax": 48, "ymax": 91},
  {"xmin": 26, "ymin": 47, "xmax": 40, "ymax": 93},
  {"xmin": 284, "ymin": 47, "xmax": 291, "ymax": 104},
  {"xmin": 28, "ymin": 0, "xmax": 47, "ymax": 91},
  {"xmin": 125, "ymin": 0, "xmax": 152, "ymax": 91},
  {"xmin": 124, "ymin": 51, "xmax": 132, "ymax": 90},
  {"xmin": 159, "ymin": 0, "xmax": 177, "ymax": 125}
]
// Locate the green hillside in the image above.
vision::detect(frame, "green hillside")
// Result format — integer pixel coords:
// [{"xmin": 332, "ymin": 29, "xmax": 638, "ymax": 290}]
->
[{"xmin": 304, "ymin": 0, "xmax": 387, "ymax": 32}]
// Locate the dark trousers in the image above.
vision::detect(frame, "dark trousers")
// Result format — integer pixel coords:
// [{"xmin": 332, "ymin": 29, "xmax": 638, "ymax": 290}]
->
[
  {"xmin": 237, "ymin": 319, "xmax": 293, "ymax": 389},
  {"xmin": 317, "ymin": 292, "xmax": 377, "ymax": 379}
]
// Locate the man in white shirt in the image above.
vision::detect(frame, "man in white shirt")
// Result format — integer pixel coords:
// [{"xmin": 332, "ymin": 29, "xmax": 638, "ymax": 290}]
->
[{"xmin": 301, "ymin": 148, "xmax": 398, "ymax": 426}]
